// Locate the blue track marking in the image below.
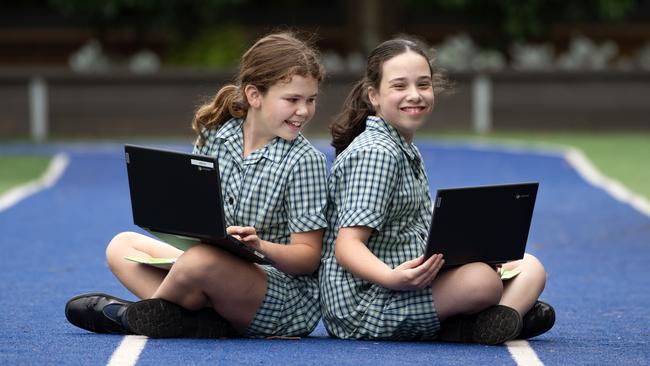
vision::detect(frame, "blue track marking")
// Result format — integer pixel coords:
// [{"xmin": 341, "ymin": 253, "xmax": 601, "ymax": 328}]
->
[{"xmin": 0, "ymin": 141, "xmax": 648, "ymax": 365}]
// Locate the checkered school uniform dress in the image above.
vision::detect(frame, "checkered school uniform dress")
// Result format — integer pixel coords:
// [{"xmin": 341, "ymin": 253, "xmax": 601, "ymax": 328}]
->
[
  {"xmin": 194, "ymin": 118, "xmax": 328, "ymax": 337},
  {"xmin": 320, "ymin": 116, "xmax": 440, "ymax": 340}
]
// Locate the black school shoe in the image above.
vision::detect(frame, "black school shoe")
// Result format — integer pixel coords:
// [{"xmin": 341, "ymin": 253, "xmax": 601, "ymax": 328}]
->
[
  {"xmin": 65, "ymin": 293, "xmax": 133, "ymax": 334},
  {"xmin": 437, "ymin": 305, "xmax": 523, "ymax": 345},
  {"xmin": 518, "ymin": 301, "xmax": 555, "ymax": 339},
  {"xmin": 125, "ymin": 298, "xmax": 239, "ymax": 338}
]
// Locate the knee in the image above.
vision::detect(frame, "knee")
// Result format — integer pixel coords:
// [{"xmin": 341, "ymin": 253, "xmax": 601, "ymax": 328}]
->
[
  {"xmin": 521, "ymin": 253, "xmax": 547, "ymax": 290},
  {"xmin": 170, "ymin": 245, "xmax": 225, "ymax": 286},
  {"xmin": 105, "ymin": 231, "xmax": 140, "ymax": 270},
  {"xmin": 458, "ymin": 262, "xmax": 503, "ymax": 309}
]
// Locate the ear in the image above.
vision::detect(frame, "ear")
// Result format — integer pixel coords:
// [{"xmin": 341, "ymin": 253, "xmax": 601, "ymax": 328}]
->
[
  {"xmin": 367, "ymin": 86, "xmax": 379, "ymax": 110},
  {"xmin": 244, "ymin": 84, "xmax": 262, "ymax": 109}
]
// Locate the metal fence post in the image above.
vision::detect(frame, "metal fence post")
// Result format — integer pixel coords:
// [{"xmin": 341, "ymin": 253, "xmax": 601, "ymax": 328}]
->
[
  {"xmin": 29, "ymin": 76, "xmax": 48, "ymax": 142},
  {"xmin": 472, "ymin": 74, "xmax": 492, "ymax": 134}
]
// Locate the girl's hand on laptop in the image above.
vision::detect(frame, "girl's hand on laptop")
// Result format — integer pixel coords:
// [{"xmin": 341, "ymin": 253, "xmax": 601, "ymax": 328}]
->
[
  {"xmin": 385, "ymin": 254, "xmax": 444, "ymax": 291},
  {"xmin": 227, "ymin": 226, "xmax": 262, "ymax": 251}
]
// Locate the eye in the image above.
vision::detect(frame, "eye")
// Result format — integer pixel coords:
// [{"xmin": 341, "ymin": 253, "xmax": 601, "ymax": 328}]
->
[
  {"xmin": 285, "ymin": 98, "xmax": 299, "ymax": 103},
  {"xmin": 307, "ymin": 97, "xmax": 316, "ymax": 104},
  {"xmin": 391, "ymin": 84, "xmax": 406, "ymax": 90}
]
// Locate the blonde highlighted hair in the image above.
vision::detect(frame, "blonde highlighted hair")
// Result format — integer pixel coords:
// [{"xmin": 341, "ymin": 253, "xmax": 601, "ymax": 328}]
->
[{"xmin": 192, "ymin": 32, "xmax": 326, "ymax": 146}]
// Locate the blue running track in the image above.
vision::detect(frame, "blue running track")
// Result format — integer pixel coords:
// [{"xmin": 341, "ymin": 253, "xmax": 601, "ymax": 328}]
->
[{"xmin": 0, "ymin": 141, "xmax": 648, "ymax": 365}]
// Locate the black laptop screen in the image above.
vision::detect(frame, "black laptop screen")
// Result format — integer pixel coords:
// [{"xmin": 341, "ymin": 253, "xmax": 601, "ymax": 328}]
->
[
  {"xmin": 425, "ymin": 182, "xmax": 538, "ymax": 267},
  {"xmin": 125, "ymin": 145, "xmax": 227, "ymax": 240}
]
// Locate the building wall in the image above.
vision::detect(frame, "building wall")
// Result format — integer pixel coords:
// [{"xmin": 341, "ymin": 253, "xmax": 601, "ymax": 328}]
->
[{"xmin": 1, "ymin": 70, "xmax": 649, "ymax": 141}]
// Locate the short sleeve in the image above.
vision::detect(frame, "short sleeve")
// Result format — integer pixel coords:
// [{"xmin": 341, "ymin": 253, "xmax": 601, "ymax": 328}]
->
[
  {"xmin": 337, "ymin": 148, "xmax": 399, "ymax": 230},
  {"xmin": 286, "ymin": 151, "xmax": 329, "ymax": 232}
]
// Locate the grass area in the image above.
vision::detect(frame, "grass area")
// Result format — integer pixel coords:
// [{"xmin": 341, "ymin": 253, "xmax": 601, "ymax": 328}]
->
[
  {"xmin": 0, "ymin": 156, "xmax": 51, "ymax": 194},
  {"xmin": 432, "ymin": 131, "xmax": 650, "ymax": 200}
]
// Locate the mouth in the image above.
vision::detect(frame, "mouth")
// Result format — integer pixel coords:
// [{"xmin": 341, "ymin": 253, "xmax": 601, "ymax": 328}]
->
[
  {"xmin": 285, "ymin": 120, "xmax": 304, "ymax": 130},
  {"xmin": 400, "ymin": 106, "xmax": 427, "ymax": 114}
]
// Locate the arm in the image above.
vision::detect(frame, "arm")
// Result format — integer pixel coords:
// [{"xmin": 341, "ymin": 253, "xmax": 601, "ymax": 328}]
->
[
  {"xmin": 227, "ymin": 226, "xmax": 322, "ymax": 275},
  {"xmin": 335, "ymin": 226, "xmax": 444, "ymax": 291},
  {"xmin": 333, "ymin": 148, "xmax": 442, "ymax": 290},
  {"xmin": 252, "ymin": 150, "xmax": 326, "ymax": 275}
]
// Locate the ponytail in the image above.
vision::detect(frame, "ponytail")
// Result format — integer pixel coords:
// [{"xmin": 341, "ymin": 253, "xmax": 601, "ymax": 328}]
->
[
  {"xmin": 192, "ymin": 84, "xmax": 247, "ymax": 147},
  {"xmin": 330, "ymin": 37, "xmax": 449, "ymax": 156},
  {"xmin": 329, "ymin": 79, "xmax": 375, "ymax": 156},
  {"xmin": 192, "ymin": 32, "xmax": 325, "ymax": 147}
]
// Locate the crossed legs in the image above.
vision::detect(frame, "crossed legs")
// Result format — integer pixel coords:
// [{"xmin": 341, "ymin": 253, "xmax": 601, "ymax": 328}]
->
[
  {"xmin": 105, "ymin": 231, "xmax": 267, "ymax": 333},
  {"xmin": 431, "ymin": 254, "xmax": 546, "ymax": 320},
  {"xmin": 431, "ymin": 262, "xmax": 504, "ymax": 321},
  {"xmin": 498, "ymin": 253, "xmax": 547, "ymax": 315}
]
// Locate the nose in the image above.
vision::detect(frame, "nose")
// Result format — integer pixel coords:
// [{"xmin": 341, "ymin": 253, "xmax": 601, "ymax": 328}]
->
[
  {"xmin": 295, "ymin": 101, "xmax": 309, "ymax": 116},
  {"xmin": 406, "ymin": 85, "xmax": 422, "ymax": 102}
]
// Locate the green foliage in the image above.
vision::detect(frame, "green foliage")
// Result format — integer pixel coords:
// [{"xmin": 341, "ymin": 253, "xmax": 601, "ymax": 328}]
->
[
  {"xmin": 411, "ymin": 0, "xmax": 635, "ymax": 42},
  {"xmin": 47, "ymin": 0, "xmax": 243, "ymax": 36},
  {"xmin": 165, "ymin": 27, "xmax": 247, "ymax": 68},
  {"xmin": 46, "ymin": 0, "xmax": 246, "ymax": 66}
]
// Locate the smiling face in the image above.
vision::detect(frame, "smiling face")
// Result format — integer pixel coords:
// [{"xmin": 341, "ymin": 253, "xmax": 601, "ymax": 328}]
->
[
  {"xmin": 246, "ymin": 74, "xmax": 318, "ymax": 142},
  {"xmin": 368, "ymin": 51, "xmax": 434, "ymax": 143}
]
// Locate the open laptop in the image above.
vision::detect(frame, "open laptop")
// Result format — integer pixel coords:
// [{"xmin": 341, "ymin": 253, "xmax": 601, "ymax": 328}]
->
[
  {"xmin": 124, "ymin": 144, "xmax": 274, "ymax": 265},
  {"xmin": 423, "ymin": 182, "xmax": 538, "ymax": 268}
]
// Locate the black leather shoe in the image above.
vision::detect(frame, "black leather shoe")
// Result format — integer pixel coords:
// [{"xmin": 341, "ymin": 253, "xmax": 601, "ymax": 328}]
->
[
  {"xmin": 125, "ymin": 298, "xmax": 239, "ymax": 339},
  {"xmin": 65, "ymin": 293, "xmax": 133, "ymax": 334},
  {"xmin": 437, "ymin": 305, "xmax": 523, "ymax": 345},
  {"xmin": 518, "ymin": 300, "xmax": 555, "ymax": 339}
]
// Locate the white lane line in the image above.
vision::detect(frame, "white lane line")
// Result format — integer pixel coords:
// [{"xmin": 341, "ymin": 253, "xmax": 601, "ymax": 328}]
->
[
  {"xmin": 0, "ymin": 152, "xmax": 151, "ymax": 365},
  {"xmin": 506, "ymin": 340, "xmax": 544, "ymax": 366},
  {"xmin": 0, "ymin": 153, "xmax": 69, "ymax": 212},
  {"xmin": 444, "ymin": 139, "xmax": 650, "ymax": 366},
  {"xmin": 564, "ymin": 147, "xmax": 650, "ymax": 218},
  {"xmin": 107, "ymin": 335, "xmax": 148, "ymax": 366},
  {"xmin": 434, "ymin": 139, "xmax": 650, "ymax": 219}
]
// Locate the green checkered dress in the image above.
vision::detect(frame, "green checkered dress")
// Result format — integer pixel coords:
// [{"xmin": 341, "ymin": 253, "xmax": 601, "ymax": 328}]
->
[
  {"xmin": 194, "ymin": 118, "xmax": 328, "ymax": 337},
  {"xmin": 320, "ymin": 116, "xmax": 440, "ymax": 340}
]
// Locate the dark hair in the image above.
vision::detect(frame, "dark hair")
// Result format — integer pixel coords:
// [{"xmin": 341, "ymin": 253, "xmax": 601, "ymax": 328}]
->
[
  {"xmin": 330, "ymin": 37, "xmax": 447, "ymax": 156},
  {"xmin": 192, "ymin": 32, "xmax": 325, "ymax": 146}
]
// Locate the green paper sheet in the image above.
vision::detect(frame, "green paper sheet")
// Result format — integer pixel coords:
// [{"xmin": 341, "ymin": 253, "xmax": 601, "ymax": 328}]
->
[
  {"xmin": 124, "ymin": 256, "xmax": 176, "ymax": 270},
  {"xmin": 144, "ymin": 228, "xmax": 200, "ymax": 251},
  {"xmin": 500, "ymin": 268, "xmax": 522, "ymax": 281}
]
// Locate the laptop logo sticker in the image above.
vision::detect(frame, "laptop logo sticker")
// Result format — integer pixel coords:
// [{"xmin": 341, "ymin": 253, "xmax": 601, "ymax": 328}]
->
[{"xmin": 191, "ymin": 159, "xmax": 214, "ymax": 169}]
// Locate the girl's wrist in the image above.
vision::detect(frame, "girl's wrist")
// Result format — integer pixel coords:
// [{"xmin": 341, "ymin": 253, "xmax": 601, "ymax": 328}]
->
[
  {"xmin": 258, "ymin": 240, "xmax": 273, "ymax": 256},
  {"xmin": 375, "ymin": 265, "xmax": 396, "ymax": 289}
]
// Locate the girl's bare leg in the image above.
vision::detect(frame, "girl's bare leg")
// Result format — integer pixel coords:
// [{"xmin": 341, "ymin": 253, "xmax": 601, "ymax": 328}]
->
[
  {"xmin": 152, "ymin": 244, "xmax": 267, "ymax": 333},
  {"xmin": 105, "ymin": 231, "xmax": 184, "ymax": 299},
  {"xmin": 431, "ymin": 262, "xmax": 504, "ymax": 321},
  {"xmin": 498, "ymin": 253, "xmax": 546, "ymax": 315}
]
